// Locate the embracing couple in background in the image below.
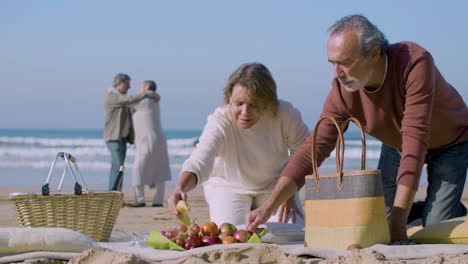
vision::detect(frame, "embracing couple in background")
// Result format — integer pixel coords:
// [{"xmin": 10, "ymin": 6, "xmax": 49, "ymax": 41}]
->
[{"xmin": 104, "ymin": 75, "xmax": 171, "ymax": 208}]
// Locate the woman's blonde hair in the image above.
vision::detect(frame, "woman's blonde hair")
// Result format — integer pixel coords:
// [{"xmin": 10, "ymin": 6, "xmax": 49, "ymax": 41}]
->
[{"xmin": 223, "ymin": 62, "xmax": 279, "ymax": 115}]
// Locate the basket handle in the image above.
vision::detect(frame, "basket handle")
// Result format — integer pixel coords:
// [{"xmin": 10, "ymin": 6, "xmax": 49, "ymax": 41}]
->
[
  {"xmin": 311, "ymin": 116, "xmax": 345, "ymax": 192},
  {"xmin": 42, "ymin": 152, "xmax": 88, "ymax": 196}
]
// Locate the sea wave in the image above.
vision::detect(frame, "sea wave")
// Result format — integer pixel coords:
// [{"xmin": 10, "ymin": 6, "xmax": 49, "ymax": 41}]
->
[
  {"xmin": 0, "ymin": 145, "xmax": 195, "ymax": 158},
  {"xmin": 0, "ymin": 145, "xmax": 378, "ymax": 160},
  {"xmin": 0, "ymin": 147, "xmax": 380, "ymax": 170},
  {"xmin": 0, "ymin": 136, "xmax": 105, "ymax": 147},
  {"xmin": 345, "ymin": 140, "xmax": 382, "ymax": 146},
  {"xmin": 0, "ymin": 160, "xmax": 184, "ymax": 170},
  {"xmin": 167, "ymin": 138, "xmax": 198, "ymax": 147},
  {"xmin": 0, "ymin": 136, "xmax": 381, "ymax": 147},
  {"xmin": 0, "ymin": 135, "xmax": 382, "ymax": 170},
  {"xmin": 329, "ymin": 148, "xmax": 381, "ymax": 160},
  {"xmin": 0, "ymin": 136, "xmax": 198, "ymax": 148}
]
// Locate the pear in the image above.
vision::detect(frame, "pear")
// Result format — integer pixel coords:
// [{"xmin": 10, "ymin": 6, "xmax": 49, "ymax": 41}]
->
[{"xmin": 176, "ymin": 200, "xmax": 191, "ymax": 226}]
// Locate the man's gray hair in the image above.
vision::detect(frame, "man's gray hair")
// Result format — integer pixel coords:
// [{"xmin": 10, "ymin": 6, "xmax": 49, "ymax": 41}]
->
[
  {"xmin": 328, "ymin": 14, "xmax": 388, "ymax": 56},
  {"xmin": 113, "ymin": 73, "xmax": 131, "ymax": 87},
  {"xmin": 143, "ymin": 80, "xmax": 157, "ymax": 91}
]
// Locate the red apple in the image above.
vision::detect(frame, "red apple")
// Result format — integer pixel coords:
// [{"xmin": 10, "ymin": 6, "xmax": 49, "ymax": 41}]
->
[
  {"xmin": 218, "ymin": 232, "xmax": 231, "ymax": 240},
  {"xmin": 221, "ymin": 235, "xmax": 237, "ymax": 244},
  {"xmin": 219, "ymin": 223, "xmax": 237, "ymax": 235},
  {"xmin": 255, "ymin": 227, "xmax": 265, "ymax": 234},
  {"xmin": 201, "ymin": 235, "xmax": 221, "ymax": 246},
  {"xmin": 201, "ymin": 222, "xmax": 219, "ymax": 236},
  {"xmin": 233, "ymin": 230, "xmax": 251, "ymax": 243}
]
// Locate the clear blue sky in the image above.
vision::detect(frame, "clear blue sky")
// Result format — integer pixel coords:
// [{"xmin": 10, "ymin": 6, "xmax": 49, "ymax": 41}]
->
[{"xmin": 1, "ymin": 1, "xmax": 467, "ymax": 130}]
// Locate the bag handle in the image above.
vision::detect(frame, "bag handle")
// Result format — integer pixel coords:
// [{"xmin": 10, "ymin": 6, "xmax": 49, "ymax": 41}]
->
[
  {"xmin": 311, "ymin": 116, "xmax": 345, "ymax": 192},
  {"xmin": 42, "ymin": 152, "xmax": 88, "ymax": 196},
  {"xmin": 337, "ymin": 117, "xmax": 366, "ymax": 171},
  {"xmin": 311, "ymin": 117, "xmax": 367, "ymax": 192}
]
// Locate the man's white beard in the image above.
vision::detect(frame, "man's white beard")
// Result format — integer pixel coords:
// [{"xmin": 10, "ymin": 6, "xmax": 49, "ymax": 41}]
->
[
  {"xmin": 342, "ymin": 78, "xmax": 361, "ymax": 92},
  {"xmin": 340, "ymin": 70, "xmax": 373, "ymax": 93}
]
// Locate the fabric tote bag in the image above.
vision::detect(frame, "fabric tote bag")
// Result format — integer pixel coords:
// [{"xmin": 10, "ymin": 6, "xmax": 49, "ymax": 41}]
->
[{"xmin": 304, "ymin": 116, "xmax": 390, "ymax": 250}]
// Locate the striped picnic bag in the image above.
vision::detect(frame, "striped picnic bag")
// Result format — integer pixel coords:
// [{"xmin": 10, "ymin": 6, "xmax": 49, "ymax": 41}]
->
[{"xmin": 304, "ymin": 116, "xmax": 390, "ymax": 250}]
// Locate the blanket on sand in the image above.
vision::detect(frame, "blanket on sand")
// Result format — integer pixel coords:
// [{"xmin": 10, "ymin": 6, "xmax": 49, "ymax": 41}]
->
[{"xmin": 1, "ymin": 240, "xmax": 468, "ymax": 264}]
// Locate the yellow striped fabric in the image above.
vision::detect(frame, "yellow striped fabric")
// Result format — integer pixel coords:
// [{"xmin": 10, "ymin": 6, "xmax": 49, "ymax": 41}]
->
[
  {"xmin": 305, "ymin": 197, "xmax": 390, "ymax": 250},
  {"xmin": 305, "ymin": 197, "xmax": 388, "ymax": 227},
  {"xmin": 305, "ymin": 223, "xmax": 390, "ymax": 250}
]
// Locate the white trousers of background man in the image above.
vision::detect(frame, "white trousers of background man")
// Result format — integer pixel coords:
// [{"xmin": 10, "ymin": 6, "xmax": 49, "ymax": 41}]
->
[
  {"xmin": 133, "ymin": 181, "xmax": 165, "ymax": 205},
  {"xmin": 203, "ymin": 181, "xmax": 305, "ymax": 226}
]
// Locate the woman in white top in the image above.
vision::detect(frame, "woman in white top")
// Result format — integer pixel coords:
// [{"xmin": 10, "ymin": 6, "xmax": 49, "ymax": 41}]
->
[{"xmin": 168, "ymin": 63, "xmax": 309, "ymax": 226}]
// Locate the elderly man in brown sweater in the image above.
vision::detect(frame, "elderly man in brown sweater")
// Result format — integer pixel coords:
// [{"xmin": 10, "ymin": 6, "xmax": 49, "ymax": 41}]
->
[{"xmin": 246, "ymin": 15, "xmax": 468, "ymax": 244}]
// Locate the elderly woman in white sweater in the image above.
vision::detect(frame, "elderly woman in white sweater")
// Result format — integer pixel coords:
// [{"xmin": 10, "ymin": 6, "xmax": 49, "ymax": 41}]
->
[{"xmin": 168, "ymin": 63, "xmax": 309, "ymax": 226}]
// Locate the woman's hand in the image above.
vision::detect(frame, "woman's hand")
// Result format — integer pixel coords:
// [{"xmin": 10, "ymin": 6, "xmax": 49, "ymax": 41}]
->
[
  {"xmin": 167, "ymin": 172, "xmax": 197, "ymax": 220},
  {"xmin": 275, "ymin": 196, "xmax": 304, "ymax": 223},
  {"xmin": 167, "ymin": 189, "xmax": 188, "ymax": 220}
]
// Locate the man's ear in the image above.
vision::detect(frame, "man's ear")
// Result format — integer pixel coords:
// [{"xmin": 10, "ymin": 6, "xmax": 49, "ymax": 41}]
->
[{"xmin": 370, "ymin": 45, "xmax": 381, "ymax": 62}]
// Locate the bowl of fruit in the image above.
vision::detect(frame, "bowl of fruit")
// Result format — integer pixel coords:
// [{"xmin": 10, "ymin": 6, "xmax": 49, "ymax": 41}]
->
[{"xmin": 146, "ymin": 201, "xmax": 268, "ymax": 250}]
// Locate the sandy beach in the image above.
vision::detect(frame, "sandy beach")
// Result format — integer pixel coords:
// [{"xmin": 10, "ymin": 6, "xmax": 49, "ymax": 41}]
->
[{"xmin": 2, "ymin": 186, "xmax": 468, "ymax": 263}]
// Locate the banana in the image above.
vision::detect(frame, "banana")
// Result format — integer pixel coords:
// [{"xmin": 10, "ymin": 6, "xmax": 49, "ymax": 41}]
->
[{"xmin": 176, "ymin": 200, "xmax": 191, "ymax": 226}]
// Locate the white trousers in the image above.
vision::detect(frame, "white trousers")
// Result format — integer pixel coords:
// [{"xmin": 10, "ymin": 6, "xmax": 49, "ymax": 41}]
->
[
  {"xmin": 133, "ymin": 181, "xmax": 165, "ymax": 204},
  {"xmin": 203, "ymin": 184, "xmax": 305, "ymax": 226}
]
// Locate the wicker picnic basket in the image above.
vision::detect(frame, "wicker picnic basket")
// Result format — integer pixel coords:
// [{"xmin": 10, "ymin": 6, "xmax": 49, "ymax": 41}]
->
[{"xmin": 9, "ymin": 152, "xmax": 123, "ymax": 242}]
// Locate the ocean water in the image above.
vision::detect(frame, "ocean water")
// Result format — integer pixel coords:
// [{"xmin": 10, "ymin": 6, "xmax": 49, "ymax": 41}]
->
[{"xmin": 0, "ymin": 128, "xmax": 428, "ymax": 189}]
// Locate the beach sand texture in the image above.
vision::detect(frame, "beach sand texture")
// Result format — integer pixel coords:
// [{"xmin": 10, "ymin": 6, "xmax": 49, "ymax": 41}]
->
[{"xmin": 1, "ymin": 186, "xmax": 468, "ymax": 263}]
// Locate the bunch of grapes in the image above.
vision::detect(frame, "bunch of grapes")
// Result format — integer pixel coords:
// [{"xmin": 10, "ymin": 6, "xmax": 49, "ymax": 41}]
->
[{"xmin": 159, "ymin": 221, "xmax": 265, "ymax": 249}]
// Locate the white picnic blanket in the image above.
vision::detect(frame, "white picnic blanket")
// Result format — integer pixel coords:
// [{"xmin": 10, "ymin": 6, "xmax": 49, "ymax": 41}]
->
[
  {"xmin": 2, "ymin": 240, "xmax": 468, "ymax": 263},
  {"xmin": 1, "ymin": 223, "xmax": 468, "ymax": 263}
]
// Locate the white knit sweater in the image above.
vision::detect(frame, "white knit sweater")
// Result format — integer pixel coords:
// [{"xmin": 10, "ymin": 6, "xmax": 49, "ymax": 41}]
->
[{"xmin": 182, "ymin": 100, "xmax": 309, "ymax": 194}]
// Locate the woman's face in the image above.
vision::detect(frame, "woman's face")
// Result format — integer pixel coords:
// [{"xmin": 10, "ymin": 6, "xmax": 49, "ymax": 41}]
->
[
  {"xmin": 230, "ymin": 84, "xmax": 261, "ymax": 129},
  {"xmin": 139, "ymin": 83, "xmax": 149, "ymax": 93}
]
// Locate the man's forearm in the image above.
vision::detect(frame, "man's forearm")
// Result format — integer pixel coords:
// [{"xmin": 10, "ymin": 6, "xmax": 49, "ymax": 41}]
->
[
  {"xmin": 263, "ymin": 177, "xmax": 298, "ymax": 212},
  {"xmin": 111, "ymin": 91, "xmax": 156, "ymax": 107}
]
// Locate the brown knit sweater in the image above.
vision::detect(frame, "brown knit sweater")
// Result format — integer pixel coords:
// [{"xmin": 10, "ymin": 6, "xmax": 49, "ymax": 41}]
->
[{"xmin": 282, "ymin": 41, "xmax": 468, "ymax": 190}]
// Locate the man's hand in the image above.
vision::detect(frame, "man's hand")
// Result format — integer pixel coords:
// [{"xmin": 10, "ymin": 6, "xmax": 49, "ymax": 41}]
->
[
  {"xmin": 167, "ymin": 189, "xmax": 188, "ymax": 220},
  {"xmin": 246, "ymin": 176, "xmax": 299, "ymax": 231},
  {"xmin": 246, "ymin": 205, "xmax": 274, "ymax": 232},
  {"xmin": 152, "ymin": 93, "xmax": 161, "ymax": 102},
  {"xmin": 275, "ymin": 196, "xmax": 304, "ymax": 223},
  {"xmin": 389, "ymin": 206, "xmax": 410, "ymax": 244},
  {"xmin": 144, "ymin": 91, "xmax": 160, "ymax": 102},
  {"xmin": 389, "ymin": 184, "xmax": 416, "ymax": 244}
]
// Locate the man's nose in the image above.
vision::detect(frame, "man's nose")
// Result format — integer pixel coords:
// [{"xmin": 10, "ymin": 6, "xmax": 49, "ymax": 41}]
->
[{"xmin": 333, "ymin": 64, "xmax": 344, "ymax": 79}]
